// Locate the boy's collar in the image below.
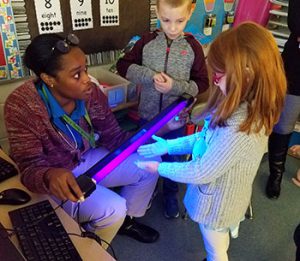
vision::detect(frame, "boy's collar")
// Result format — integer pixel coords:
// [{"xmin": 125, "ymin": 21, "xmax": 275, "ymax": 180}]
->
[{"xmin": 155, "ymin": 30, "xmax": 188, "ymax": 41}]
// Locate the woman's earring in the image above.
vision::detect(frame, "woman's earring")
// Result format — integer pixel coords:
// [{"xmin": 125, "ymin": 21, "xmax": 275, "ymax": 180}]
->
[{"xmin": 50, "ymin": 84, "xmax": 54, "ymax": 88}]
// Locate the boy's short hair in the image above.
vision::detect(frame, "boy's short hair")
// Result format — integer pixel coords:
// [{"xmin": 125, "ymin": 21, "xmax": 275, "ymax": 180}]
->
[{"xmin": 156, "ymin": 0, "xmax": 192, "ymax": 10}]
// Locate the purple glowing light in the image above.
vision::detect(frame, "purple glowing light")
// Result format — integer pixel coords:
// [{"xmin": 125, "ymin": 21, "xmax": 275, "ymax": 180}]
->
[{"xmin": 92, "ymin": 100, "xmax": 188, "ymax": 182}]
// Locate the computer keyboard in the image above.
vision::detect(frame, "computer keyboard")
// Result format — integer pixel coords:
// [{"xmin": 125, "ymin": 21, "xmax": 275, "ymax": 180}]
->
[
  {"xmin": 0, "ymin": 156, "xmax": 18, "ymax": 183},
  {"xmin": 9, "ymin": 200, "xmax": 82, "ymax": 261}
]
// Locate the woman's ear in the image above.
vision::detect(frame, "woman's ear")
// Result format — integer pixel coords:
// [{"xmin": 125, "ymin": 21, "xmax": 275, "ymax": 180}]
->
[{"xmin": 40, "ymin": 73, "xmax": 55, "ymax": 88}]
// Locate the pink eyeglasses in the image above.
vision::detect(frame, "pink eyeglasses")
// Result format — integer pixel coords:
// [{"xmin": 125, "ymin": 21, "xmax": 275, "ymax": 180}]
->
[{"xmin": 212, "ymin": 71, "xmax": 225, "ymax": 85}]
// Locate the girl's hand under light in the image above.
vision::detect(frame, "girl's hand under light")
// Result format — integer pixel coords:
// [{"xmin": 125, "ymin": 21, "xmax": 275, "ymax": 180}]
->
[
  {"xmin": 135, "ymin": 161, "xmax": 160, "ymax": 173},
  {"xmin": 137, "ymin": 135, "xmax": 168, "ymax": 158}
]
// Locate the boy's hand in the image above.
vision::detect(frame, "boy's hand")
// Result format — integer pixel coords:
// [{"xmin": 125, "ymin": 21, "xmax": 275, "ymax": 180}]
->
[
  {"xmin": 154, "ymin": 72, "xmax": 173, "ymax": 94},
  {"xmin": 156, "ymin": 98, "xmax": 196, "ymax": 136},
  {"xmin": 153, "ymin": 72, "xmax": 165, "ymax": 83},
  {"xmin": 135, "ymin": 160, "xmax": 160, "ymax": 173}
]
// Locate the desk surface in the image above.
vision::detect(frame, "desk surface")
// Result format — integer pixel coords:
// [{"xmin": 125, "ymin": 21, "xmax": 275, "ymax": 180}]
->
[{"xmin": 0, "ymin": 150, "xmax": 115, "ymax": 261}]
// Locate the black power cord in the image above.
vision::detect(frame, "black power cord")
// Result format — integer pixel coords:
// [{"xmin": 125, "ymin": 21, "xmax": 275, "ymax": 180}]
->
[
  {"xmin": 0, "ymin": 175, "xmax": 117, "ymax": 259},
  {"xmin": 0, "ymin": 199, "xmax": 118, "ymax": 260},
  {"xmin": 75, "ymin": 203, "xmax": 118, "ymax": 260}
]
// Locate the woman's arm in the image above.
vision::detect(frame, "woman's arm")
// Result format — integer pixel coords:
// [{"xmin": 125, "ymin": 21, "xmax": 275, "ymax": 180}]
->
[{"xmin": 5, "ymin": 90, "xmax": 56, "ymax": 194}]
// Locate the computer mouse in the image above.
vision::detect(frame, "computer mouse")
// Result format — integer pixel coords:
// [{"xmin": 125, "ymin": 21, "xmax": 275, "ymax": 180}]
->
[{"xmin": 0, "ymin": 188, "xmax": 31, "ymax": 205}]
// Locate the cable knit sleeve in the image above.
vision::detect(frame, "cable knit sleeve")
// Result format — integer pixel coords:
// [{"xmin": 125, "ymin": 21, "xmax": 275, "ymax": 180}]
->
[
  {"xmin": 158, "ymin": 126, "xmax": 266, "ymax": 184},
  {"xmin": 4, "ymin": 83, "xmax": 52, "ymax": 194},
  {"xmin": 166, "ymin": 133, "xmax": 198, "ymax": 155}
]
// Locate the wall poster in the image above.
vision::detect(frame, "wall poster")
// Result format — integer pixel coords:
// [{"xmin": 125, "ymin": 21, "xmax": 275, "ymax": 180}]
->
[
  {"xmin": 70, "ymin": 0, "xmax": 93, "ymax": 31},
  {"xmin": 0, "ymin": 0, "xmax": 23, "ymax": 80},
  {"xmin": 100, "ymin": 0, "xmax": 119, "ymax": 27},
  {"xmin": 34, "ymin": 0, "xmax": 63, "ymax": 34}
]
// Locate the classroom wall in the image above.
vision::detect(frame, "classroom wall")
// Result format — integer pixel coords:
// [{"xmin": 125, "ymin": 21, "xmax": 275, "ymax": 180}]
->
[{"xmin": 24, "ymin": 0, "xmax": 150, "ymax": 54}]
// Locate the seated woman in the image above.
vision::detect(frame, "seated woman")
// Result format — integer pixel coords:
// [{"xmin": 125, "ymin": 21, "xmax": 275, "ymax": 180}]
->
[{"xmin": 4, "ymin": 33, "xmax": 166, "ymax": 248}]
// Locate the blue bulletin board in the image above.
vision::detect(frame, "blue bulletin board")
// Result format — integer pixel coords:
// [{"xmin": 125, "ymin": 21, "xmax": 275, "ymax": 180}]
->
[
  {"xmin": 185, "ymin": 0, "xmax": 236, "ymax": 45},
  {"xmin": 0, "ymin": 0, "xmax": 23, "ymax": 80}
]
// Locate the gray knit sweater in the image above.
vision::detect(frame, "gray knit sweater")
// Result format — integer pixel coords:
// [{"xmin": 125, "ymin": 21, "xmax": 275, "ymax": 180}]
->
[
  {"xmin": 158, "ymin": 103, "xmax": 267, "ymax": 228},
  {"xmin": 117, "ymin": 31, "xmax": 209, "ymax": 121}
]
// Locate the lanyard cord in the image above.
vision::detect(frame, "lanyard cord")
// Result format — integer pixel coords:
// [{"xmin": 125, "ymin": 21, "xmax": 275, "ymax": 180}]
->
[
  {"xmin": 41, "ymin": 85, "xmax": 96, "ymax": 148},
  {"xmin": 65, "ymin": 124, "xmax": 78, "ymax": 149},
  {"xmin": 61, "ymin": 112, "xmax": 95, "ymax": 148},
  {"xmin": 52, "ymin": 122, "xmax": 77, "ymax": 150}
]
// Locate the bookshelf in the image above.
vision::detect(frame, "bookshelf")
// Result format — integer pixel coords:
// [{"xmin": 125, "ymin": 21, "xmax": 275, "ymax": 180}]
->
[
  {"xmin": 150, "ymin": 0, "xmax": 158, "ymax": 32},
  {"xmin": 267, "ymin": 0, "xmax": 290, "ymax": 52}
]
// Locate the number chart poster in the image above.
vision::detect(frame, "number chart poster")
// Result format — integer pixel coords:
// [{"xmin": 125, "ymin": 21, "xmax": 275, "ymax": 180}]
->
[
  {"xmin": 70, "ymin": 0, "xmax": 93, "ymax": 31},
  {"xmin": 34, "ymin": 0, "xmax": 63, "ymax": 34},
  {"xmin": 0, "ymin": 0, "xmax": 23, "ymax": 80},
  {"xmin": 100, "ymin": 0, "xmax": 119, "ymax": 27}
]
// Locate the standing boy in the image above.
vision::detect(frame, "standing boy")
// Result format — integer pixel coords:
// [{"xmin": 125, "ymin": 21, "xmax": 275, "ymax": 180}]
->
[{"xmin": 117, "ymin": 0, "xmax": 209, "ymax": 218}]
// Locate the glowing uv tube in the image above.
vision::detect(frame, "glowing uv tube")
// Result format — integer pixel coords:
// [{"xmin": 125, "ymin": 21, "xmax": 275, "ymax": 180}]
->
[{"xmin": 84, "ymin": 94, "xmax": 193, "ymax": 182}]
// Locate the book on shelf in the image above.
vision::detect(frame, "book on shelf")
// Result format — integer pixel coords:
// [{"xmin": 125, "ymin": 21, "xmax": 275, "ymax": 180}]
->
[
  {"xmin": 11, "ymin": 7, "xmax": 26, "ymax": 15},
  {"xmin": 13, "ymin": 15, "xmax": 27, "ymax": 23},
  {"xmin": 270, "ymin": 0, "xmax": 288, "ymax": 7},
  {"xmin": 15, "ymin": 23, "xmax": 30, "ymax": 31},
  {"xmin": 269, "ymin": 27, "xmax": 290, "ymax": 38},
  {"xmin": 274, "ymin": 37, "xmax": 287, "ymax": 47},
  {"xmin": 18, "ymin": 40, "xmax": 31, "ymax": 48},
  {"xmin": 269, "ymin": 9, "xmax": 288, "ymax": 17},
  {"xmin": 11, "ymin": 2, "xmax": 25, "ymax": 8},
  {"xmin": 16, "ymin": 33, "xmax": 31, "ymax": 40}
]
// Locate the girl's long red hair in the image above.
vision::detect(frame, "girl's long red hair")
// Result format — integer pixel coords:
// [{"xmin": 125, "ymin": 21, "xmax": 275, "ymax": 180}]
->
[{"xmin": 198, "ymin": 22, "xmax": 287, "ymax": 135}]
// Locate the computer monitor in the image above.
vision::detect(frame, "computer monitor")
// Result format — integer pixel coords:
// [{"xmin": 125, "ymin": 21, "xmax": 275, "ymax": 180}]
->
[
  {"xmin": 83, "ymin": 93, "xmax": 194, "ymax": 183},
  {"xmin": 0, "ymin": 222, "xmax": 26, "ymax": 260}
]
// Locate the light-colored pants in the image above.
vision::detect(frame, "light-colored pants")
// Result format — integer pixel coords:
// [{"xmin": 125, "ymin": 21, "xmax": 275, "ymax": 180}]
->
[
  {"xmin": 200, "ymin": 224, "xmax": 230, "ymax": 261},
  {"xmin": 54, "ymin": 147, "xmax": 159, "ymax": 246},
  {"xmin": 273, "ymin": 94, "xmax": 300, "ymax": 134}
]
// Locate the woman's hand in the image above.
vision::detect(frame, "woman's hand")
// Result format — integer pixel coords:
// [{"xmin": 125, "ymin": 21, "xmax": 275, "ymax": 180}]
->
[
  {"xmin": 44, "ymin": 168, "xmax": 84, "ymax": 202},
  {"xmin": 156, "ymin": 98, "xmax": 196, "ymax": 136},
  {"xmin": 166, "ymin": 110, "xmax": 189, "ymax": 131},
  {"xmin": 137, "ymin": 135, "xmax": 168, "ymax": 157},
  {"xmin": 135, "ymin": 161, "xmax": 160, "ymax": 173}
]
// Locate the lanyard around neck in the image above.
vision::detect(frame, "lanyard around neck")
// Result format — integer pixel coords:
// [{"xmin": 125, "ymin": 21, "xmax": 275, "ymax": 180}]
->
[
  {"xmin": 61, "ymin": 113, "xmax": 95, "ymax": 148},
  {"xmin": 41, "ymin": 85, "xmax": 96, "ymax": 148}
]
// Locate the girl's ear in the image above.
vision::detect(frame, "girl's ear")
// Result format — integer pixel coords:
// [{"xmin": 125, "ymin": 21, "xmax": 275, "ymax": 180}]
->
[
  {"xmin": 245, "ymin": 67, "xmax": 252, "ymax": 83},
  {"xmin": 40, "ymin": 73, "xmax": 55, "ymax": 88}
]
